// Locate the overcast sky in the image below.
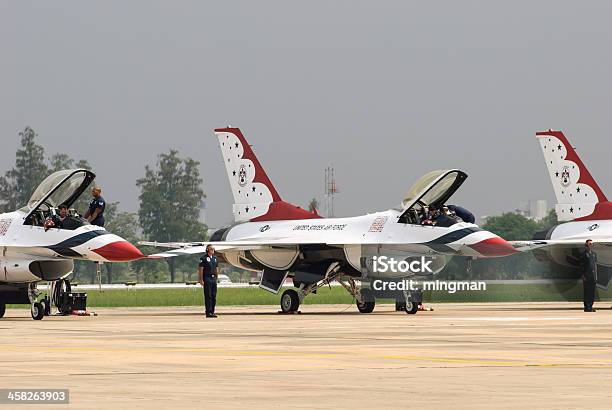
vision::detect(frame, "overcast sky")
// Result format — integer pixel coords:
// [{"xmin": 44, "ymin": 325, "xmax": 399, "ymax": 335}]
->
[{"xmin": 2, "ymin": 1, "xmax": 611, "ymax": 227}]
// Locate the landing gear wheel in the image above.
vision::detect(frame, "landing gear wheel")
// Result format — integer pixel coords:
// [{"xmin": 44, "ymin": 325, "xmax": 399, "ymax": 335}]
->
[
  {"xmin": 31, "ymin": 302, "xmax": 44, "ymax": 320},
  {"xmin": 395, "ymin": 301, "xmax": 406, "ymax": 311},
  {"xmin": 357, "ymin": 288, "xmax": 375, "ymax": 313},
  {"xmin": 280, "ymin": 289, "xmax": 300, "ymax": 313},
  {"xmin": 41, "ymin": 298, "xmax": 51, "ymax": 316},
  {"xmin": 405, "ymin": 301, "xmax": 419, "ymax": 315},
  {"xmin": 0, "ymin": 303, "xmax": 5, "ymax": 318}
]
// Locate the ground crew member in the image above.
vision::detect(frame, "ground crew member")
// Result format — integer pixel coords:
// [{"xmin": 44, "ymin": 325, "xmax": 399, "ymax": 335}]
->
[
  {"xmin": 199, "ymin": 245, "xmax": 219, "ymax": 318},
  {"xmin": 582, "ymin": 239, "xmax": 598, "ymax": 312},
  {"xmin": 85, "ymin": 187, "xmax": 106, "ymax": 227}
]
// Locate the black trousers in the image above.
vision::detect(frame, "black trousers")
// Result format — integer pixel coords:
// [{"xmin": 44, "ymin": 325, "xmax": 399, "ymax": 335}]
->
[
  {"xmin": 583, "ymin": 280, "xmax": 596, "ymax": 310},
  {"xmin": 203, "ymin": 277, "xmax": 217, "ymax": 315}
]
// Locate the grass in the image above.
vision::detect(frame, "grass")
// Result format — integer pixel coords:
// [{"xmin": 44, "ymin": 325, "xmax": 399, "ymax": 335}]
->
[
  {"xmin": 83, "ymin": 286, "xmax": 355, "ymax": 307},
  {"xmin": 7, "ymin": 283, "xmax": 612, "ymax": 308}
]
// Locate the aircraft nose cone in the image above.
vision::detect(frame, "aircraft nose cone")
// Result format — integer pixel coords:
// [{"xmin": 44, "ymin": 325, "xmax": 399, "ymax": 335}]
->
[
  {"xmin": 469, "ymin": 236, "xmax": 517, "ymax": 257},
  {"xmin": 93, "ymin": 240, "xmax": 144, "ymax": 262}
]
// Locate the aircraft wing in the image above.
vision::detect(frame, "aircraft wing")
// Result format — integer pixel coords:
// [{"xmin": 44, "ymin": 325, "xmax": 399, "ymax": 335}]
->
[
  {"xmin": 141, "ymin": 236, "xmax": 510, "ymax": 258},
  {"xmin": 139, "ymin": 239, "xmax": 325, "ymax": 258},
  {"xmin": 510, "ymin": 239, "xmax": 612, "ymax": 252}
]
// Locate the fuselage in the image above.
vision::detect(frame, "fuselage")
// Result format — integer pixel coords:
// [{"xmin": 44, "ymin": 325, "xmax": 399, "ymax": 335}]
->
[
  {"xmin": 0, "ymin": 210, "xmax": 143, "ymax": 283},
  {"xmin": 537, "ymin": 219, "xmax": 612, "ymax": 268},
  {"xmin": 213, "ymin": 209, "xmax": 516, "ymax": 280}
]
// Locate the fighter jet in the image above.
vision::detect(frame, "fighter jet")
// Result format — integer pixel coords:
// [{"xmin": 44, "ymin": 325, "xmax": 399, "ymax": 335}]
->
[
  {"xmin": 143, "ymin": 128, "xmax": 517, "ymax": 314},
  {"xmin": 0, "ymin": 169, "xmax": 144, "ymax": 320},
  {"xmin": 519, "ymin": 130, "xmax": 612, "ymax": 289}
]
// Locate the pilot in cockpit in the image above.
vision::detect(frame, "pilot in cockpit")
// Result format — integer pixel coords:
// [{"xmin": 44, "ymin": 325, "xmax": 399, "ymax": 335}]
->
[
  {"xmin": 43, "ymin": 204, "xmax": 69, "ymax": 231},
  {"xmin": 420, "ymin": 207, "xmax": 438, "ymax": 226}
]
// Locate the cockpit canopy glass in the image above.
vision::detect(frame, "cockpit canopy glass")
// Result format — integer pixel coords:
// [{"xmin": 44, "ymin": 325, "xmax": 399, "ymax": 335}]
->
[
  {"xmin": 402, "ymin": 170, "xmax": 448, "ymax": 208},
  {"xmin": 23, "ymin": 169, "xmax": 96, "ymax": 227},
  {"xmin": 399, "ymin": 169, "xmax": 468, "ymax": 224},
  {"xmin": 27, "ymin": 169, "xmax": 94, "ymax": 210}
]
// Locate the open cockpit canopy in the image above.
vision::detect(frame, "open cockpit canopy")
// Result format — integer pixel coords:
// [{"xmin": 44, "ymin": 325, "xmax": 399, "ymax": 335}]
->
[
  {"xmin": 23, "ymin": 169, "xmax": 96, "ymax": 225},
  {"xmin": 399, "ymin": 169, "xmax": 467, "ymax": 224}
]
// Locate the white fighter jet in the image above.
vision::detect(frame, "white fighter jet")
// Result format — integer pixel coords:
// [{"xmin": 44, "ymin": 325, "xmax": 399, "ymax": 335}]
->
[
  {"xmin": 0, "ymin": 169, "xmax": 144, "ymax": 320},
  {"xmin": 521, "ymin": 130, "xmax": 612, "ymax": 289},
  {"xmin": 144, "ymin": 128, "xmax": 517, "ymax": 314}
]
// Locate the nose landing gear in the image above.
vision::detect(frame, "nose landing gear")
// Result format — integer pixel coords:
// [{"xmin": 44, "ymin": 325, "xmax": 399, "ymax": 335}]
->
[
  {"xmin": 404, "ymin": 301, "xmax": 419, "ymax": 314},
  {"xmin": 27, "ymin": 283, "xmax": 46, "ymax": 320},
  {"xmin": 31, "ymin": 302, "xmax": 44, "ymax": 320},
  {"xmin": 280, "ymin": 289, "xmax": 300, "ymax": 313},
  {"xmin": 355, "ymin": 287, "xmax": 375, "ymax": 313},
  {"xmin": 25, "ymin": 279, "xmax": 73, "ymax": 320},
  {"xmin": 395, "ymin": 288, "xmax": 424, "ymax": 314}
]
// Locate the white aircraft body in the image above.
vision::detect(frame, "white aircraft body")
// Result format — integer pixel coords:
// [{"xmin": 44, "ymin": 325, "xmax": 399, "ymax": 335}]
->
[
  {"xmin": 0, "ymin": 169, "xmax": 144, "ymax": 319},
  {"xmin": 145, "ymin": 128, "xmax": 517, "ymax": 314},
  {"xmin": 525, "ymin": 130, "xmax": 612, "ymax": 288}
]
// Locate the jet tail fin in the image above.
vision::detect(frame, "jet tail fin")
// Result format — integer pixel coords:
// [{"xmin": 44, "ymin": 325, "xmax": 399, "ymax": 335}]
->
[
  {"xmin": 536, "ymin": 130, "xmax": 608, "ymax": 221},
  {"xmin": 214, "ymin": 127, "xmax": 321, "ymax": 222}
]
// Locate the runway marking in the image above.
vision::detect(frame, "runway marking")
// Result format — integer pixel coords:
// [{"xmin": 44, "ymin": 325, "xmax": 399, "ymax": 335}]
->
[
  {"xmin": 380, "ymin": 355, "xmax": 612, "ymax": 368},
  {"xmin": 2, "ymin": 344, "xmax": 612, "ymax": 368},
  {"xmin": 0, "ymin": 344, "xmax": 341, "ymax": 357},
  {"xmin": 432, "ymin": 316, "xmax": 586, "ymax": 321}
]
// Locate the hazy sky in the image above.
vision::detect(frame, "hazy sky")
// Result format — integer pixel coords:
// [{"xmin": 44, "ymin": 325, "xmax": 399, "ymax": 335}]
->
[{"xmin": 2, "ymin": 1, "xmax": 611, "ymax": 227}]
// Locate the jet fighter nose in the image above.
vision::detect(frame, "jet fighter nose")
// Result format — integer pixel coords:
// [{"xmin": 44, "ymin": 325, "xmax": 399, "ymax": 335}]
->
[
  {"xmin": 469, "ymin": 235, "xmax": 517, "ymax": 257},
  {"xmin": 92, "ymin": 240, "xmax": 144, "ymax": 262}
]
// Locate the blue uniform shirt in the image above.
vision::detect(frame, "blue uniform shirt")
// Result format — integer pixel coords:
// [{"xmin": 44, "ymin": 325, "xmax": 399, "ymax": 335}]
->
[
  {"xmin": 199, "ymin": 255, "xmax": 218, "ymax": 277},
  {"xmin": 583, "ymin": 249, "xmax": 598, "ymax": 282},
  {"xmin": 88, "ymin": 196, "xmax": 106, "ymax": 226}
]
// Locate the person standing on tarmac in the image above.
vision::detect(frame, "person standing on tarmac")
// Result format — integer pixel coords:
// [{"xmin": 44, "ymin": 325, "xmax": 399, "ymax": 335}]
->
[
  {"xmin": 582, "ymin": 239, "xmax": 598, "ymax": 312},
  {"xmin": 199, "ymin": 245, "xmax": 219, "ymax": 318}
]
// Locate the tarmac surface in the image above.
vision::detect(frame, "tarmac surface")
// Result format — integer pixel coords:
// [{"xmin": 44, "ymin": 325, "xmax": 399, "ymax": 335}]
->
[{"xmin": 1, "ymin": 302, "xmax": 612, "ymax": 409}]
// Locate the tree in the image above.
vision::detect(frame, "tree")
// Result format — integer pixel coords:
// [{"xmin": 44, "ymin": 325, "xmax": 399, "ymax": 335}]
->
[
  {"xmin": 0, "ymin": 127, "xmax": 95, "ymax": 213},
  {"xmin": 49, "ymin": 153, "xmax": 74, "ymax": 173},
  {"xmin": 131, "ymin": 246, "xmax": 167, "ymax": 283},
  {"xmin": 137, "ymin": 150, "xmax": 207, "ymax": 282},
  {"xmin": 482, "ymin": 212, "xmax": 541, "ymax": 241},
  {"xmin": 0, "ymin": 127, "xmax": 49, "ymax": 211},
  {"xmin": 308, "ymin": 198, "xmax": 319, "ymax": 214},
  {"xmin": 537, "ymin": 209, "xmax": 558, "ymax": 232}
]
